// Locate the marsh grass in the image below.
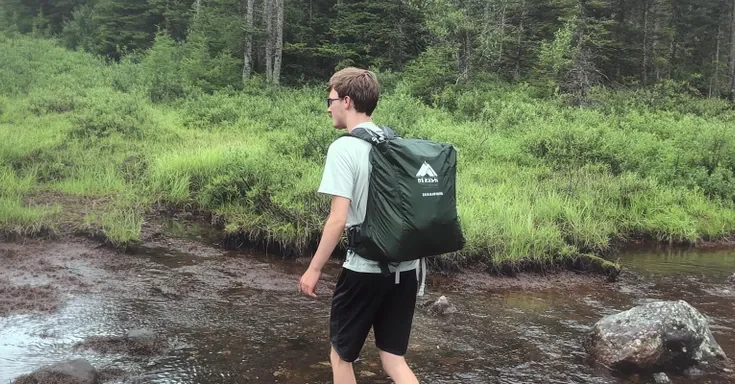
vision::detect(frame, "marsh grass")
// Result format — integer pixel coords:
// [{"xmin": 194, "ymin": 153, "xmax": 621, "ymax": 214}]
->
[{"xmin": 2, "ymin": 35, "xmax": 735, "ymax": 272}]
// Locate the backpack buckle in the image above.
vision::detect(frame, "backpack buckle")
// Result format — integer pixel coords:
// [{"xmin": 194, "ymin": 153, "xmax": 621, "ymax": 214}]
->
[
  {"xmin": 346, "ymin": 225, "xmax": 360, "ymax": 248},
  {"xmin": 347, "ymin": 225, "xmax": 393, "ymax": 278}
]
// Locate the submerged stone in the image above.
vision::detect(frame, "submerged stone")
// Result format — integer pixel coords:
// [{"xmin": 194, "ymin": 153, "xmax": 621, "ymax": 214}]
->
[
  {"xmin": 427, "ymin": 295, "xmax": 457, "ymax": 316},
  {"xmin": 653, "ymin": 372, "xmax": 672, "ymax": 384},
  {"xmin": 74, "ymin": 328, "xmax": 166, "ymax": 356},
  {"xmin": 12, "ymin": 359, "xmax": 98, "ymax": 384}
]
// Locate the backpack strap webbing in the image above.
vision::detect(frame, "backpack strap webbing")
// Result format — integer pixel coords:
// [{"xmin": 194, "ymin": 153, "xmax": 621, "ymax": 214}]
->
[{"xmin": 340, "ymin": 125, "xmax": 398, "ymax": 145}]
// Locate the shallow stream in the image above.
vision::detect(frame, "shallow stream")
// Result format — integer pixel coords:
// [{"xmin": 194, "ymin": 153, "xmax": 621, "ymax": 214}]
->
[{"xmin": 1, "ymin": 234, "xmax": 734, "ymax": 383}]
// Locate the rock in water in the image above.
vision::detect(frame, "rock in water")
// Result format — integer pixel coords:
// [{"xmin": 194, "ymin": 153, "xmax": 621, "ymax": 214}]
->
[
  {"xmin": 653, "ymin": 372, "xmax": 672, "ymax": 384},
  {"xmin": 728, "ymin": 273, "xmax": 735, "ymax": 284},
  {"xmin": 125, "ymin": 328, "xmax": 164, "ymax": 355},
  {"xmin": 427, "ymin": 295, "xmax": 457, "ymax": 316},
  {"xmin": 584, "ymin": 300, "xmax": 726, "ymax": 372},
  {"xmin": 127, "ymin": 328, "xmax": 156, "ymax": 345},
  {"xmin": 12, "ymin": 358, "xmax": 98, "ymax": 384}
]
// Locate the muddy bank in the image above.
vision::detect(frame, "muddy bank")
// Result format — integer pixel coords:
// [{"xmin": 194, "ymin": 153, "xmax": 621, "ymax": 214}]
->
[
  {"xmin": 9, "ymin": 202, "xmax": 626, "ymax": 278},
  {"xmin": 0, "ymin": 244, "xmax": 89, "ymax": 317},
  {"xmin": 0, "ymin": 234, "xmax": 601, "ymax": 320},
  {"xmin": 0, "ymin": 281, "xmax": 58, "ymax": 317}
]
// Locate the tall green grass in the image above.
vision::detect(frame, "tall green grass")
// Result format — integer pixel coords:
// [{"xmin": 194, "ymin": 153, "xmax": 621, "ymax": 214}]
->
[
  {"xmin": 1, "ymin": 34, "xmax": 735, "ymax": 271},
  {"xmin": 0, "ymin": 166, "xmax": 58, "ymax": 235}
]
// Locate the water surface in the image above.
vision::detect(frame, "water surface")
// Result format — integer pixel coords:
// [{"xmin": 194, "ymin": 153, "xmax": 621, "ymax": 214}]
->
[{"xmin": 1, "ymin": 240, "xmax": 733, "ymax": 384}]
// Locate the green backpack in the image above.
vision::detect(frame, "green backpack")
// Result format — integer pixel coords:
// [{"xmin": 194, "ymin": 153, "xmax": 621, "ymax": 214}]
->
[{"xmin": 342, "ymin": 126, "xmax": 466, "ymax": 276}]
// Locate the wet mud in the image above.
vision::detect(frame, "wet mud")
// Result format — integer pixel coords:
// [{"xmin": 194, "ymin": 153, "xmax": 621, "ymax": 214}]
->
[
  {"xmin": 74, "ymin": 334, "xmax": 167, "ymax": 357},
  {"xmin": 1, "ymin": 227, "xmax": 734, "ymax": 383},
  {"xmin": 0, "ymin": 281, "xmax": 59, "ymax": 317},
  {"xmin": 0, "ymin": 244, "xmax": 89, "ymax": 317}
]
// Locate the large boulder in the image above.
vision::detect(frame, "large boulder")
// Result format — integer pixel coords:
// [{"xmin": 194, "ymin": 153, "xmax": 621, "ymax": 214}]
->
[
  {"xmin": 584, "ymin": 300, "xmax": 726, "ymax": 373},
  {"xmin": 12, "ymin": 358, "xmax": 98, "ymax": 384}
]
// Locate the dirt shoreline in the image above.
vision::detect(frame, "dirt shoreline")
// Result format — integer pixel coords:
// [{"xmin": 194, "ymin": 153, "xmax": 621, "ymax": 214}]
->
[
  {"xmin": 0, "ymin": 233, "xmax": 614, "ymax": 320},
  {"xmin": 6, "ymin": 205, "xmax": 626, "ymax": 276},
  {"xmin": 2, "ymin": 208, "xmax": 732, "ymax": 321},
  {"xmin": 9, "ymin": 202, "xmax": 735, "ymax": 280}
]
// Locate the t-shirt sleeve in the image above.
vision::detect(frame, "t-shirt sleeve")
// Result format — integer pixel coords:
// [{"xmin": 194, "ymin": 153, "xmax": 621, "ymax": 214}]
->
[{"xmin": 317, "ymin": 139, "xmax": 354, "ymax": 200}]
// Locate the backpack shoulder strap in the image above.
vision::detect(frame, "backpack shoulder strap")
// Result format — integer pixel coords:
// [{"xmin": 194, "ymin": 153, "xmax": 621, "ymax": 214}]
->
[{"xmin": 342, "ymin": 125, "xmax": 399, "ymax": 145}]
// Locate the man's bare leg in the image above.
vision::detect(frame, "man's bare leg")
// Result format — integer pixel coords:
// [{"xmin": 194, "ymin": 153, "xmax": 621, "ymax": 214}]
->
[
  {"xmin": 331, "ymin": 346, "xmax": 357, "ymax": 384},
  {"xmin": 379, "ymin": 350, "xmax": 419, "ymax": 384}
]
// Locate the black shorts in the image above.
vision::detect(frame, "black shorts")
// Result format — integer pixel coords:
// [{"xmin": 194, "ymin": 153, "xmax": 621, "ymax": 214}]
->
[{"xmin": 329, "ymin": 268, "xmax": 418, "ymax": 363}]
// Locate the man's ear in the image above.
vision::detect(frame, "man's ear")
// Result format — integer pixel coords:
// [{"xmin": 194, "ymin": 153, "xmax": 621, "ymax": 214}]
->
[{"xmin": 343, "ymin": 95, "xmax": 352, "ymax": 111}]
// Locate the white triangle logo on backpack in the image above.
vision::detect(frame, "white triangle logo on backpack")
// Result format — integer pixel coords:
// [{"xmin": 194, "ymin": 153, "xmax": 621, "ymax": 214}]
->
[
  {"xmin": 416, "ymin": 162, "xmax": 438, "ymax": 177},
  {"xmin": 416, "ymin": 162, "xmax": 440, "ymax": 192}
]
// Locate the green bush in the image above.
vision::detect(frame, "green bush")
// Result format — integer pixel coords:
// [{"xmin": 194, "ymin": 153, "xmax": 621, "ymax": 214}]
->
[
  {"xmin": 182, "ymin": 91, "xmax": 243, "ymax": 128},
  {"xmin": 27, "ymin": 80, "xmax": 85, "ymax": 115},
  {"xmin": 140, "ymin": 33, "xmax": 187, "ymax": 103},
  {"xmin": 69, "ymin": 88, "xmax": 155, "ymax": 140},
  {"xmin": 109, "ymin": 55, "xmax": 145, "ymax": 94}
]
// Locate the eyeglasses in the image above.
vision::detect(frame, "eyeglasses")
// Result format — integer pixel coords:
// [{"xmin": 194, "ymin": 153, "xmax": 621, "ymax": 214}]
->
[{"xmin": 327, "ymin": 97, "xmax": 341, "ymax": 107}]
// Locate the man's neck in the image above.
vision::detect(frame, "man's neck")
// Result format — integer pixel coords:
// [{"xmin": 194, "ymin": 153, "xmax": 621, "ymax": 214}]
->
[{"xmin": 345, "ymin": 115, "xmax": 373, "ymax": 133}]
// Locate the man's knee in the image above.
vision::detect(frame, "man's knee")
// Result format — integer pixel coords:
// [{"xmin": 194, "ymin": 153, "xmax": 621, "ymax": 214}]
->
[
  {"xmin": 331, "ymin": 346, "xmax": 353, "ymax": 365},
  {"xmin": 330, "ymin": 347, "xmax": 358, "ymax": 384},
  {"xmin": 379, "ymin": 349, "xmax": 407, "ymax": 371}
]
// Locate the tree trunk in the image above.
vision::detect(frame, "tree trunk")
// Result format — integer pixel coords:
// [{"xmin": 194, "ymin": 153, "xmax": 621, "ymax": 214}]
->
[
  {"xmin": 273, "ymin": 0, "xmax": 283, "ymax": 85},
  {"xmin": 189, "ymin": 0, "xmax": 203, "ymax": 34},
  {"xmin": 243, "ymin": 0, "xmax": 254, "ymax": 82},
  {"xmin": 464, "ymin": 31, "xmax": 471, "ymax": 77},
  {"xmin": 711, "ymin": 19, "xmax": 722, "ymax": 98},
  {"xmin": 264, "ymin": 0, "xmax": 273, "ymax": 84},
  {"xmin": 652, "ymin": 0, "xmax": 660, "ymax": 81},
  {"xmin": 499, "ymin": 0, "xmax": 507, "ymax": 64},
  {"xmin": 515, "ymin": 0, "xmax": 526, "ymax": 81},
  {"xmin": 729, "ymin": 0, "xmax": 735, "ymax": 98},
  {"xmin": 669, "ymin": 0, "xmax": 679, "ymax": 79},
  {"xmin": 481, "ymin": 0, "xmax": 490, "ymax": 64},
  {"xmin": 614, "ymin": 0, "xmax": 626, "ymax": 80},
  {"xmin": 482, "ymin": 1, "xmax": 490, "ymax": 37},
  {"xmin": 643, "ymin": 0, "xmax": 650, "ymax": 86}
]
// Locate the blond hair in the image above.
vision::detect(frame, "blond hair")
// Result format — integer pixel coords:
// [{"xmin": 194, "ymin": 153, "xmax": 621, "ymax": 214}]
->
[{"xmin": 328, "ymin": 67, "xmax": 380, "ymax": 116}]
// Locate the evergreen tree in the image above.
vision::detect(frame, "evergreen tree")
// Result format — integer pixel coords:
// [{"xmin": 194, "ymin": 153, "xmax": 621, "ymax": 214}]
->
[{"xmin": 1, "ymin": 0, "xmax": 733, "ymax": 100}]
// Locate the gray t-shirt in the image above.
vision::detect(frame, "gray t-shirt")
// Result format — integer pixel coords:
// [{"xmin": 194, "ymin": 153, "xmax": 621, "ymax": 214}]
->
[{"xmin": 318, "ymin": 122, "xmax": 419, "ymax": 274}]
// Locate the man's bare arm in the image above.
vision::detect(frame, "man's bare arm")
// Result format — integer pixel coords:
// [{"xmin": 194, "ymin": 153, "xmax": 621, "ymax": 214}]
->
[
  {"xmin": 308, "ymin": 195, "xmax": 350, "ymax": 272},
  {"xmin": 299, "ymin": 195, "xmax": 350, "ymax": 297}
]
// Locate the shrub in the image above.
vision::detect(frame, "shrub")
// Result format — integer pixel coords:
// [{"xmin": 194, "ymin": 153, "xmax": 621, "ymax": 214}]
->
[
  {"xmin": 27, "ymin": 80, "xmax": 85, "ymax": 115},
  {"xmin": 69, "ymin": 88, "xmax": 155, "ymax": 140}
]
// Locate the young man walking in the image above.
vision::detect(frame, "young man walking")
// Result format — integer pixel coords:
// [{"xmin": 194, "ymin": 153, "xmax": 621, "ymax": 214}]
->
[{"xmin": 298, "ymin": 67, "xmax": 420, "ymax": 384}]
